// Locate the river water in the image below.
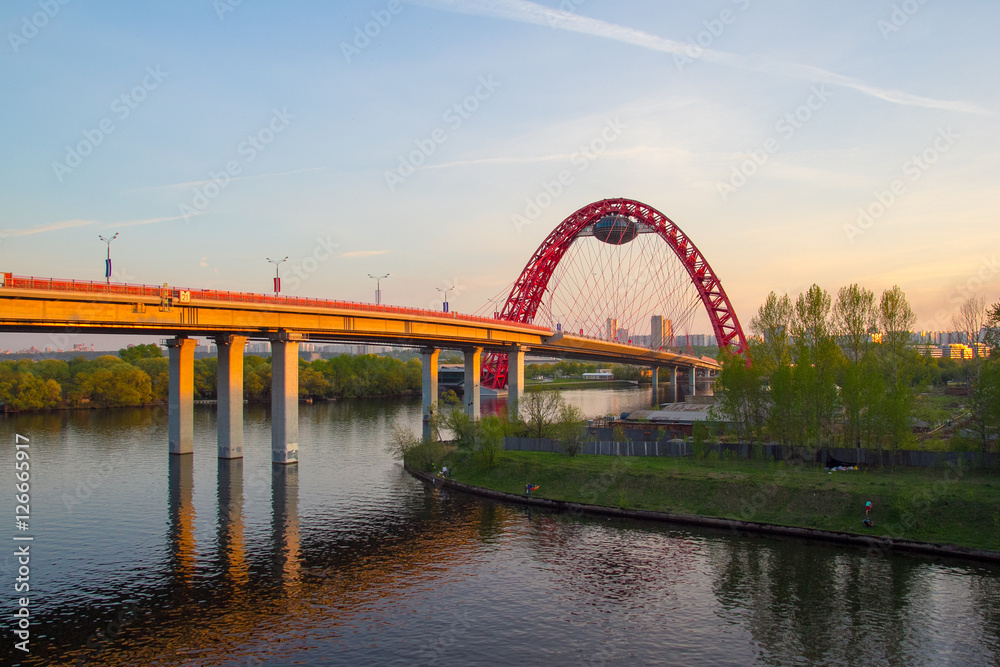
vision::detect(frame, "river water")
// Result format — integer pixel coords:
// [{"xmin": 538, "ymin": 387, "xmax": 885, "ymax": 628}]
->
[{"xmin": 1, "ymin": 388, "xmax": 998, "ymax": 666}]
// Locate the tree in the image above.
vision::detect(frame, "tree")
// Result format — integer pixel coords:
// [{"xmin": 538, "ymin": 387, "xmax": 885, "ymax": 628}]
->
[
  {"xmin": 953, "ymin": 294, "xmax": 988, "ymax": 358},
  {"xmin": 832, "ymin": 284, "xmax": 878, "ymax": 448},
  {"xmin": 118, "ymin": 343, "xmax": 163, "ymax": 364},
  {"xmin": 712, "ymin": 345, "xmax": 769, "ymax": 443},
  {"xmin": 832, "ymin": 284, "xmax": 877, "ymax": 364},
  {"xmin": 791, "ymin": 285, "xmax": 840, "ymax": 447},
  {"xmin": 555, "ymin": 403, "xmax": 586, "ymax": 455},
  {"xmin": 518, "ymin": 390, "xmax": 566, "ymax": 438},
  {"xmin": 877, "ymin": 285, "xmax": 918, "ymax": 459},
  {"xmin": 750, "ymin": 291, "xmax": 794, "ymax": 373}
]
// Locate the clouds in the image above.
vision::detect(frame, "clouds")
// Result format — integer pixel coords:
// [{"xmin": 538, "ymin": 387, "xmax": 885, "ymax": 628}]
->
[{"xmin": 407, "ymin": 0, "xmax": 990, "ymax": 115}]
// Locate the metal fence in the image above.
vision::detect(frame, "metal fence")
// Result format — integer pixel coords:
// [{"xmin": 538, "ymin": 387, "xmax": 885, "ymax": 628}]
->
[{"xmin": 503, "ymin": 437, "xmax": 999, "ymax": 468}]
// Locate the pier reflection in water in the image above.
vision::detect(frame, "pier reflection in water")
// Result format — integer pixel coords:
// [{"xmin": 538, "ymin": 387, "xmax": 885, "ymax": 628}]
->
[{"xmin": 0, "ymin": 392, "xmax": 997, "ymax": 665}]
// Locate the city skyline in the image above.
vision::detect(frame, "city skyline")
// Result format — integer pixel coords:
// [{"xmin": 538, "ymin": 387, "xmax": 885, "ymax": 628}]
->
[{"xmin": 2, "ymin": 1, "xmax": 998, "ymax": 346}]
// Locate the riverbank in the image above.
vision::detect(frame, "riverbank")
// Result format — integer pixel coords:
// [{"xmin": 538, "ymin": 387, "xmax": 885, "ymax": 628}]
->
[
  {"xmin": 525, "ymin": 379, "xmax": 639, "ymax": 390},
  {"xmin": 407, "ymin": 449, "xmax": 1000, "ymax": 557}
]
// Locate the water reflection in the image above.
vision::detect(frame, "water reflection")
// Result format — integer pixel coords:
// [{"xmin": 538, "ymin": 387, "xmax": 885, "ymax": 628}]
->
[
  {"xmin": 168, "ymin": 454, "xmax": 197, "ymax": 586},
  {"xmin": 218, "ymin": 458, "xmax": 248, "ymax": 588},
  {"xmin": 271, "ymin": 465, "xmax": 301, "ymax": 586}
]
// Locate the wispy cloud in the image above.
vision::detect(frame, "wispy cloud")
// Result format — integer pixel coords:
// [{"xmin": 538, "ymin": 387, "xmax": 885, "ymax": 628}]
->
[
  {"xmin": 340, "ymin": 250, "xmax": 389, "ymax": 258},
  {"xmin": 421, "ymin": 145, "xmax": 661, "ymax": 171},
  {"xmin": 1, "ymin": 219, "xmax": 96, "ymax": 237},
  {"xmin": 126, "ymin": 167, "xmax": 330, "ymax": 194},
  {"xmin": 407, "ymin": 0, "xmax": 990, "ymax": 115},
  {"xmin": 104, "ymin": 213, "xmax": 200, "ymax": 228}
]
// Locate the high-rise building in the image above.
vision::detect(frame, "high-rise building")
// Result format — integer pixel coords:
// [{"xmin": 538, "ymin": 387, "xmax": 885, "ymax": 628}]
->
[{"xmin": 606, "ymin": 317, "xmax": 618, "ymax": 341}]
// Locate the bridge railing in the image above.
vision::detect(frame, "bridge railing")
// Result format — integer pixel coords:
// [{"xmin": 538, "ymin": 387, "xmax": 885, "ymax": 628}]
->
[{"xmin": 0, "ymin": 273, "xmax": 554, "ymax": 333}]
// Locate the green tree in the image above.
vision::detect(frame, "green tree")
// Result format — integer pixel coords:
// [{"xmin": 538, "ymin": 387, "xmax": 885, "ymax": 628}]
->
[
  {"xmin": 76, "ymin": 365, "xmax": 152, "ymax": 407},
  {"xmin": 876, "ymin": 285, "xmax": 918, "ymax": 458},
  {"xmin": 518, "ymin": 390, "xmax": 566, "ymax": 438},
  {"xmin": 118, "ymin": 343, "xmax": 164, "ymax": 364}
]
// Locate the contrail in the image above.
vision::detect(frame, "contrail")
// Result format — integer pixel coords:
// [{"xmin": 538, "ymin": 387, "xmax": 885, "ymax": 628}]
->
[{"xmin": 406, "ymin": 0, "xmax": 989, "ymax": 115}]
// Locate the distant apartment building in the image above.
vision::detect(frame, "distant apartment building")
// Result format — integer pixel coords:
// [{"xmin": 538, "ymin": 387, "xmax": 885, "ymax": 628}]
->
[{"xmin": 606, "ymin": 318, "xmax": 618, "ymax": 341}]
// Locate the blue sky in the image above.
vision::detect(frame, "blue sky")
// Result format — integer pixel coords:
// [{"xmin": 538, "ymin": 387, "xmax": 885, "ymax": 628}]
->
[{"xmin": 2, "ymin": 0, "xmax": 998, "ymax": 348}]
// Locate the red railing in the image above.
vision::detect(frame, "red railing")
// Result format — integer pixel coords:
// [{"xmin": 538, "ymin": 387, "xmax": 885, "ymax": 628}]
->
[{"xmin": 0, "ymin": 273, "xmax": 552, "ymax": 333}]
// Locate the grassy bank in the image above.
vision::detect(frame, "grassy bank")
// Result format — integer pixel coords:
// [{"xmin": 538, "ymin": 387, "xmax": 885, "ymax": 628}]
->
[{"xmin": 413, "ymin": 448, "xmax": 1000, "ymax": 552}]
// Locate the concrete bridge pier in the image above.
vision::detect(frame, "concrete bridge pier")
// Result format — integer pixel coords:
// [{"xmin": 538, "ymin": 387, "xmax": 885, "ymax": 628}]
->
[
  {"xmin": 671, "ymin": 366, "xmax": 678, "ymax": 403},
  {"xmin": 689, "ymin": 366, "xmax": 697, "ymax": 398},
  {"xmin": 167, "ymin": 336, "xmax": 196, "ymax": 455},
  {"xmin": 650, "ymin": 366, "xmax": 659, "ymax": 407},
  {"xmin": 216, "ymin": 335, "xmax": 247, "ymax": 459},
  {"xmin": 270, "ymin": 332, "xmax": 300, "ymax": 464},
  {"xmin": 463, "ymin": 347, "xmax": 482, "ymax": 420},
  {"xmin": 507, "ymin": 345, "xmax": 526, "ymax": 420},
  {"xmin": 421, "ymin": 347, "xmax": 439, "ymax": 441}
]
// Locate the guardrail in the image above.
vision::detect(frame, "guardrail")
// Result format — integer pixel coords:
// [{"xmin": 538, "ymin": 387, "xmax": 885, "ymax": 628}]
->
[{"xmin": 0, "ymin": 273, "xmax": 552, "ymax": 333}]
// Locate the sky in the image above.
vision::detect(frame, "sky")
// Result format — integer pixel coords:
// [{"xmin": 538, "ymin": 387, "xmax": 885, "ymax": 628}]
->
[{"xmin": 2, "ymin": 0, "xmax": 998, "ymax": 349}]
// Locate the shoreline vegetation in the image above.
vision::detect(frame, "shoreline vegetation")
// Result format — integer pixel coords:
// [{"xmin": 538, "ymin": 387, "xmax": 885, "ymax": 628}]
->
[
  {"xmin": 403, "ymin": 445, "xmax": 1000, "ymax": 557},
  {"xmin": 0, "ymin": 344, "xmax": 424, "ymax": 412}
]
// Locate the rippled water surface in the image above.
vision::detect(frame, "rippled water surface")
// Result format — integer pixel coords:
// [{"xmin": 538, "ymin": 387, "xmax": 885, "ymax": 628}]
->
[{"xmin": 1, "ymin": 389, "xmax": 998, "ymax": 666}]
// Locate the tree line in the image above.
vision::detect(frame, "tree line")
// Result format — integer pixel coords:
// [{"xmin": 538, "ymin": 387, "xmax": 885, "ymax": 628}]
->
[
  {"xmin": 713, "ymin": 285, "xmax": 1000, "ymax": 456},
  {"xmin": 0, "ymin": 344, "xmax": 423, "ymax": 411}
]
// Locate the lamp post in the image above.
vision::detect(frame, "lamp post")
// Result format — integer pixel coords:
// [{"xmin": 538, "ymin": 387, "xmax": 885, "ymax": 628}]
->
[
  {"xmin": 436, "ymin": 285, "xmax": 455, "ymax": 313},
  {"xmin": 266, "ymin": 256, "xmax": 288, "ymax": 296},
  {"xmin": 368, "ymin": 273, "xmax": 389, "ymax": 305},
  {"xmin": 98, "ymin": 233, "xmax": 119, "ymax": 285}
]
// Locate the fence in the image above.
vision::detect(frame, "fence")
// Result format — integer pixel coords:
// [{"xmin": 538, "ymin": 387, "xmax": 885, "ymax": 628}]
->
[{"xmin": 503, "ymin": 437, "xmax": 999, "ymax": 469}]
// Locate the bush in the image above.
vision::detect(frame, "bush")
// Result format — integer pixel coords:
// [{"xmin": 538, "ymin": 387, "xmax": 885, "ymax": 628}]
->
[
  {"xmin": 476, "ymin": 415, "xmax": 507, "ymax": 469},
  {"xmin": 389, "ymin": 424, "xmax": 451, "ymax": 471}
]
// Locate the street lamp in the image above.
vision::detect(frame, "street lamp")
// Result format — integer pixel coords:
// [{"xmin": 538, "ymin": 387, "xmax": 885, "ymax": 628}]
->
[
  {"xmin": 436, "ymin": 284, "xmax": 455, "ymax": 313},
  {"xmin": 368, "ymin": 273, "xmax": 389, "ymax": 305},
  {"xmin": 98, "ymin": 233, "xmax": 119, "ymax": 285},
  {"xmin": 266, "ymin": 256, "xmax": 288, "ymax": 296}
]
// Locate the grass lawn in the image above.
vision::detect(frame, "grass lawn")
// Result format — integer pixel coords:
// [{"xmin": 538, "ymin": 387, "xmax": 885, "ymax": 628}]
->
[{"xmin": 429, "ymin": 449, "xmax": 1000, "ymax": 552}]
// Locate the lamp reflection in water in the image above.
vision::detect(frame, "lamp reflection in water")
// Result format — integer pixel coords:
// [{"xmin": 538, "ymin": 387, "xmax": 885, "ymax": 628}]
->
[
  {"xmin": 272, "ymin": 465, "xmax": 301, "ymax": 585},
  {"xmin": 168, "ymin": 455, "xmax": 197, "ymax": 585},
  {"xmin": 217, "ymin": 458, "xmax": 249, "ymax": 587}
]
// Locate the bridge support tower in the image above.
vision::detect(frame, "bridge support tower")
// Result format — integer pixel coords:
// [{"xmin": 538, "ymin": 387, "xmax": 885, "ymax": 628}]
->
[
  {"xmin": 651, "ymin": 367, "xmax": 659, "ymax": 408},
  {"xmin": 421, "ymin": 348, "xmax": 439, "ymax": 441},
  {"xmin": 216, "ymin": 335, "xmax": 247, "ymax": 459},
  {"xmin": 507, "ymin": 345, "xmax": 526, "ymax": 420},
  {"xmin": 464, "ymin": 347, "xmax": 482, "ymax": 420},
  {"xmin": 167, "ymin": 337, "xmax": 196, "ymax": 455},
  {"xmin": 270, "ymin": 332, "xmax": 300, "ymax": 464}
]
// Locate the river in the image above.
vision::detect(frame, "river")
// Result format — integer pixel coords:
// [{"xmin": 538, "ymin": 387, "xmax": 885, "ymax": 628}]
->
[{"xmin": 1, "ymin": 388, "xmax": 998, "ymax": 665}]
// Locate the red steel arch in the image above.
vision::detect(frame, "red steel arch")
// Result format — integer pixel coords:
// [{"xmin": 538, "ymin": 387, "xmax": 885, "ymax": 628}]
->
[{"xmin": 483, "ymin": 198, "xmax": 747, "ymax": 388}]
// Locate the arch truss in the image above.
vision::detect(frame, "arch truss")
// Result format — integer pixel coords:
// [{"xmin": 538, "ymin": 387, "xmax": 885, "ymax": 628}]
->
[{"xmin": 483, "ymin": 198, "xmax": 747, "ymax": 389}]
